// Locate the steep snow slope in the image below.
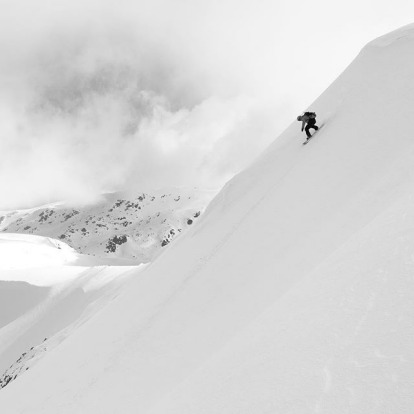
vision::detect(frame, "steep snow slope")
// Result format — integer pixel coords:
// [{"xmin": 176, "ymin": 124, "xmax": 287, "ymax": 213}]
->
[
  {"xmin": 0, "ymin": 234, "xmax": 137, "ymax": 390},
  {"xmin": 2, "ymin": 24, "xmax": 414, "ymax": 413},
  {"xmin": 0, "ymin": 188, "xmax": 213, "ymax": 261}
]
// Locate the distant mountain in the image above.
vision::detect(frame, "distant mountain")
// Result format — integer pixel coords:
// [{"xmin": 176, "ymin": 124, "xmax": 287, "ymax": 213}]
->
[{"xmin": 0, "ymin": 188, "xmax": 215, "ymax": 261}]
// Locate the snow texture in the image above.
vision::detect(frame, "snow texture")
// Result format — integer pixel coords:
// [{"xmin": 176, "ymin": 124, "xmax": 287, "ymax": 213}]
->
[{"xmin": 1, "ymin": 24, "xmax": 414, "ymax": 413}]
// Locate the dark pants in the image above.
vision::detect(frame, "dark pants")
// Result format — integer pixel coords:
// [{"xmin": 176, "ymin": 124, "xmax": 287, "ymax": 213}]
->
[{"xmin": 305, "ymin": 123, "xmax": 318, "ymax": 138}]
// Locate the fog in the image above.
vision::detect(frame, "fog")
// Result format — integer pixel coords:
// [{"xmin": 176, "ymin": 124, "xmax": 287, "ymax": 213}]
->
[{"xmin": 0, "ymin": 0, "xmax": 412, "ymax": 209}]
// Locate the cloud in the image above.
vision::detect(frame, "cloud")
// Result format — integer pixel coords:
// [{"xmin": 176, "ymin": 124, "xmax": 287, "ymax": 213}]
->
[
  {"xmin": 0, "ymin": 0, "xmax": 290, "ymax": 209},
  {"xmin": 3, "ymin": 0, "xmax": 411, "ymax": 209}
]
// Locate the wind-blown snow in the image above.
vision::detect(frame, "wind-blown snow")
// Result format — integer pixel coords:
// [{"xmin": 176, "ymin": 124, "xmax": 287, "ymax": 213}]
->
[{"xmin": 1, "ymin": 24, "xmax": 414, "ymax": 413}]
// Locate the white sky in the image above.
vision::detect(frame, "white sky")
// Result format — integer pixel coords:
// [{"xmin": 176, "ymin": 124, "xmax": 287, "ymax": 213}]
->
[{"xmin": 0, "ymin": 0, "xmax": 413, "ymax": 209}]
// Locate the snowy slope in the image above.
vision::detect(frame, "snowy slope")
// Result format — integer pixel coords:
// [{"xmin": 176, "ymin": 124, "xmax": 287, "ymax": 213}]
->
[
  {"xmin": 0, "ymin": 234, "xmax": 138, "ymax": 390},
  {"xmin": 2, "ymin": 24, "xmax": 414, "ymax": 412},
  {"xmin": 0, "ymin": 233, "xmax": 79, "ymax": 270},
  {"xmin": 0, "ymin": 188, "xmax": 213, "ymax": 261}
]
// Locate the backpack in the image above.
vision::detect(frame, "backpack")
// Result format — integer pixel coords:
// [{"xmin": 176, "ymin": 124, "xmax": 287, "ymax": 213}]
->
[{"xmin": 304, "ymin": 112, "xmax": 316, "ymax": 119}]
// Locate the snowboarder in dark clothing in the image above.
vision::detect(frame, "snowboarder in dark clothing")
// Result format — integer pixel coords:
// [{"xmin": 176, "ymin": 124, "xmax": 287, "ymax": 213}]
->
[{"xmin": 297, "ymin": 112, "xmax": 319, "ymax": 140}]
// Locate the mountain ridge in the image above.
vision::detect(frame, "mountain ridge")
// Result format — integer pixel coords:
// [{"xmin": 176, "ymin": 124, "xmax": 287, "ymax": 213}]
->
[{"xmin": 0, "ymin": 188, "xmax": 215, "ymax": 261}]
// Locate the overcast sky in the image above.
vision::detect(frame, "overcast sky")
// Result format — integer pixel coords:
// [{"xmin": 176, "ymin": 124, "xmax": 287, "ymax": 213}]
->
[{"xmin": 0, "ymin": 0, "xmax": 413, "ymax": 209}]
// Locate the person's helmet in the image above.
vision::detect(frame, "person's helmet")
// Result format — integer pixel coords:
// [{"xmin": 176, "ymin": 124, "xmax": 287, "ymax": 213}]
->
[{"xmin": 297, "ymin": 116, "xmax": 302, "ymax": 121}]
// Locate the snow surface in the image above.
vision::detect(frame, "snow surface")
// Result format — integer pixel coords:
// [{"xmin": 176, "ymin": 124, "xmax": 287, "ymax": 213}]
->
[
  {"xmin": 0, "ymin": 233, "xmax": 79, "ymax": 271},
  {"xmin": 2, "ymin": 24, "xmax": 414, "ymax": 412},
  {"xmin": 0, "ymin": 233, "xmax": 138, "ymax": 389}
]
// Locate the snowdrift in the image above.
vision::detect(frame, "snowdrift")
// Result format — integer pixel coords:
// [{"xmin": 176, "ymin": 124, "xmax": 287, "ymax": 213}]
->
[
  {"xmin": 0, "ymin": 233, "xmax": 79, "ymax": 271},
  {"xmin": 2, "ymin": 24, "xmax": 414, "ymax": 413}
]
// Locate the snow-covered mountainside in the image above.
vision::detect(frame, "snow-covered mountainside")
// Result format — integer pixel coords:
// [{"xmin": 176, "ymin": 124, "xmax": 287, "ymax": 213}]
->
[
  {"xmin": 0, "ymin": 188, "xmax": 214, "ymax": 261},
  {"xmin": 2, "ymin": 24, "xmax": 414, "ymax": 413},
  {"xmin": 0, "ymin": 233, "xmax": 79, "ymax": 269},
  {"xmin": 0, "ymin": 233, "xmax": 138, "ymax": 391}
]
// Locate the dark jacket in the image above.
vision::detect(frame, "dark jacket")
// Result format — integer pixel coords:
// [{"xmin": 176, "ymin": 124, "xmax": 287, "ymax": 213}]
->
[{"xmin": 298, "ymin": 114, "xmax": 316, "ymax": 131}]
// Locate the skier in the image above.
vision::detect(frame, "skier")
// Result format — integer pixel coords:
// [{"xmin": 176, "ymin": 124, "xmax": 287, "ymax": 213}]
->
[{"xmin": 297, "ymin": 112, "xmax": 319, "ymax": 141}]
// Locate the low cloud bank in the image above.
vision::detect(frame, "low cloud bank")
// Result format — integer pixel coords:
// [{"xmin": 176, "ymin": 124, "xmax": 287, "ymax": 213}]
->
[{"xmin": 0, "ymin": 0, "xmax": 292, "ymax": 209}]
